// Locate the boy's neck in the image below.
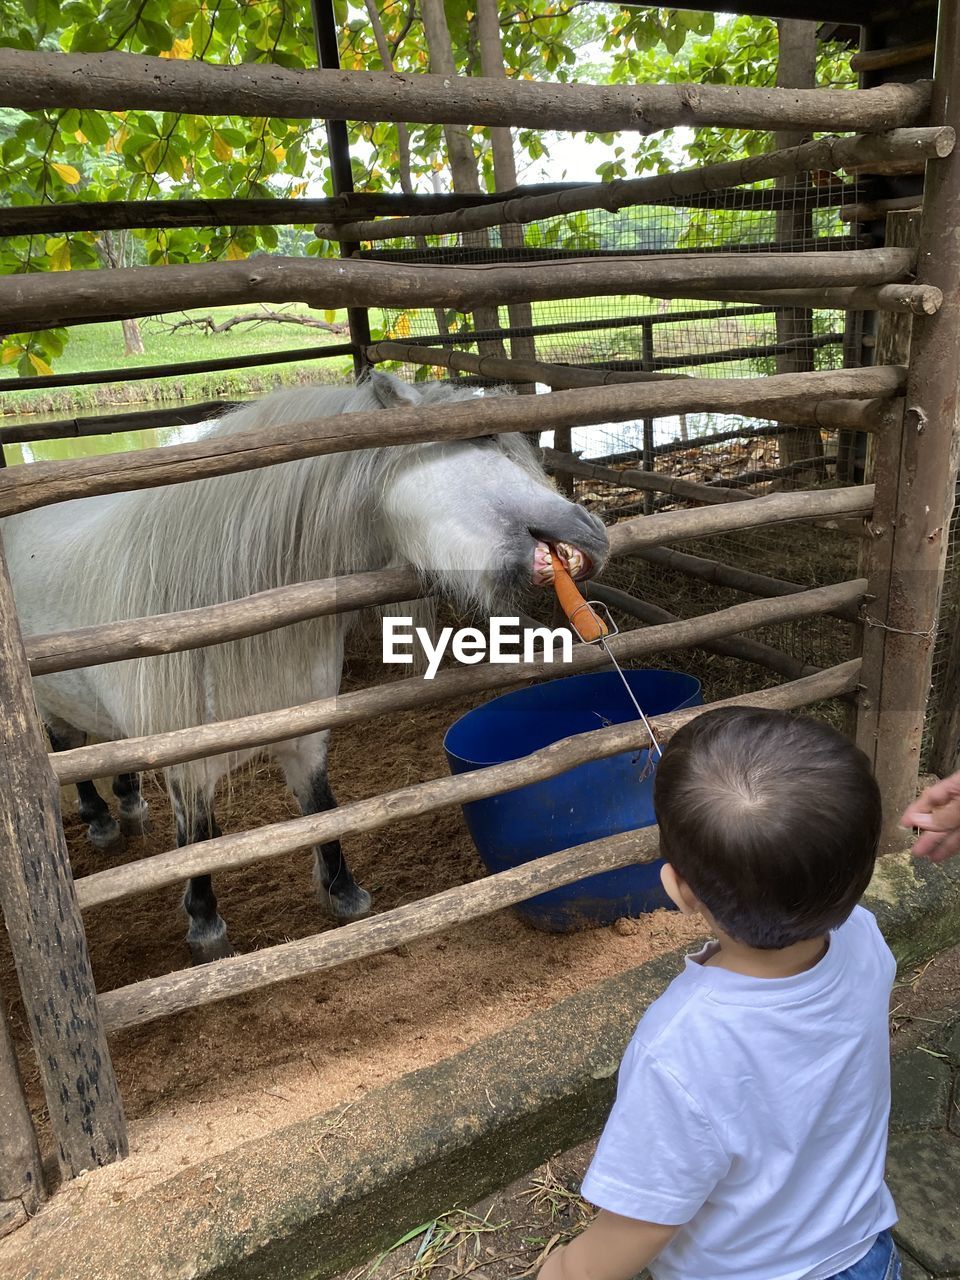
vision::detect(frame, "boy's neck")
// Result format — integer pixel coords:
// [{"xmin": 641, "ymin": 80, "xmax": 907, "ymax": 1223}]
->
[{"xmin": 704, "ymin": 929, "xmax": 829, "ymax": 979}]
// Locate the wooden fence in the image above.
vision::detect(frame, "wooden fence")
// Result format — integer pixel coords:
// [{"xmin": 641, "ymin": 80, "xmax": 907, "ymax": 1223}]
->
[{"xmin": 1, "ymin": 1, "xmax": 959, "ymax": 1226}]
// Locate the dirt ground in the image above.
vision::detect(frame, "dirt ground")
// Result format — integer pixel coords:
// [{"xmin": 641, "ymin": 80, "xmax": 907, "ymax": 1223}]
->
[
  {"xmin": 0, "ymin": 635, "xmax": 707, "ymax": 1214},
  {"xmin": 336, "ymin": 941, "xmax": 960, "ymax": 1280}
]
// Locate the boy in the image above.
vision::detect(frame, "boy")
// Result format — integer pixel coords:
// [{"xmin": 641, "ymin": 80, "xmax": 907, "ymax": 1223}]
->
[{"xmin": 540, "ymin": 707, "xmax": 900, "ymax": 1280}]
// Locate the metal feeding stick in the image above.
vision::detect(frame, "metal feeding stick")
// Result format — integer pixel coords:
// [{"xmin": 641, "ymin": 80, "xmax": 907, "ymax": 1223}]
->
[{"xmin": 549, "ymin": 549, "xmax": 662, "ymax": 762}]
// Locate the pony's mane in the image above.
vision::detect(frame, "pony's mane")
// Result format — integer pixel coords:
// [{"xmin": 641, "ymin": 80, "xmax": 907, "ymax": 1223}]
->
[{"xmin": 40, "ymin": 378, "xmax": 536, "ymax": 791}]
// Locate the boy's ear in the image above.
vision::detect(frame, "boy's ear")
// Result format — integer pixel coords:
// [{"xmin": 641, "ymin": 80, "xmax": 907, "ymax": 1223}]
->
[{"xmin": 660, "ymin": 864, "xmax": 700, "ymax": 916}]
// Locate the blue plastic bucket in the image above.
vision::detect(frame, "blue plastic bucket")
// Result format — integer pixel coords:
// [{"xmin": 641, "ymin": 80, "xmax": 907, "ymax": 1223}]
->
[{"xmin": 443, "ymin": 669, "xmax": 702, "ymax": 932}]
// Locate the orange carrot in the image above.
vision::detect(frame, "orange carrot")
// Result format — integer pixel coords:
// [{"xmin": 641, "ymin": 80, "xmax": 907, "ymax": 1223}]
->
[{"xmin": 549, "ymin": 547, "xmax": 608, "ymax": 643}]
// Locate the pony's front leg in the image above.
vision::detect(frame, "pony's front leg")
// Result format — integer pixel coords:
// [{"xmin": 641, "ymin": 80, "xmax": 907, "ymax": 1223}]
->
[
  {"xmin": 272, "ymin": 733, "xmax": 372, "ymax": 920},
  {"xmin": 170, "ymin": 783, "xmax": 234, "ymax": 964},
  {"xmin": 46, "ymin": 719, "xmax": 121, "ymax": 849}
]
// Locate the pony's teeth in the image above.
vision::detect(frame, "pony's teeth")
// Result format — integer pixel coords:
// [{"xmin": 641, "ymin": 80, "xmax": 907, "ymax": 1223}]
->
[
  {"xmin": 556, "ymin": 542, "xmax": 585, "ymax": 579},
  {"xmin": 532, "ymin": 541, "xmax": 554, "ymax": 585}
]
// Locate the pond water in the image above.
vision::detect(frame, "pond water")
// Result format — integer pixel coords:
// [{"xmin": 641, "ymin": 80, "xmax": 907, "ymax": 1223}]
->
[{"xmin": 0, "ymin": 403, "xmax": 223, "ymax": 466}]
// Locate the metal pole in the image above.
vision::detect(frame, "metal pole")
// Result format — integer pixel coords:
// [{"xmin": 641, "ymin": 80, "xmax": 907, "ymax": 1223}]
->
[{"xmin": 311, "ymin": 0, "xmax": 372, "ymax": 379}]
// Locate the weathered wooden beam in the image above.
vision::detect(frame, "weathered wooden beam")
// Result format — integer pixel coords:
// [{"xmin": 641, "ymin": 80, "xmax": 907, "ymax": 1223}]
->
[
  {"xmin": 53, "ymin": 579, "xmax": 866, "ymax": 786},
  {"xmin": 840, "ymin": 195, "xmax": 924, "ymax": 224},
  {"xmin": 0, "ymin": 400, "xmax": 236, "ymax": 446},
  {"xmin": 630, "ymin": 544, "xmax": 862, "ymax": 623},
  {"xmin": 25, "ymin": 566, "xmax": 426, "ymax": 676},
  {"xmin": 867, "ymin": 1, "xmax": 960, "ymax": 849},
  {"xmin": 0, "ymin": 184, "xmax": 588, "ymax": 237},
  {"xmin": 0, "ymin": 180, "xmax": 845, "ymax": 242},
  {"xmin": 23, "ymin": 480, "xmax": 871, "ymax": 680},
  {"xmin": 370, "ymin": 334, "xmax": 846, "ymax": 379},
  {"xmin": 317, "ymin": 128, "xmax": 952, "ymax": 243},
  {"xmin": 367, "ymin": 341, "xmax": 685, "ymax": 386},
  {"xmin": 714, "ymin": 454, "xmax": 837, "ymax": 489},
  {"xmin": 0, "ymin": 49, "xmax": 932, "ymax": 133},
  {"xmin": 585, "ymin": 581, "xmax": 820, "ymax": 681},
  {"xmin": 0, "ymin": 249, "xmax": 916, "ymax": 333},
  {"xmin": 74, "ymin": 653, "xmax": 861, "ymax": 908},
  {"xmin": 0, "ymin": 993, "xmax": 44, "ymax": 1237},
  {"xmin": 0, "ymin": 540, "xmax": 127, "ymax": 1179},
  {"xmin": 637, "ymin": 282, "xmax": 941, "ymax": 316},
  {"xmin": 542, "ymin": 448, "xmax": 751, "ymax": 505},
  {"xmin": 849, "ymin": 40, "xmax": 935, "ymax": 73},
  {"xmin": 0, "ymin": 365, "xmax": 900, "ymax": 518},
  {"xmin": 88, "ymin": 659, "xmax": 862, "ymax": 1031}
]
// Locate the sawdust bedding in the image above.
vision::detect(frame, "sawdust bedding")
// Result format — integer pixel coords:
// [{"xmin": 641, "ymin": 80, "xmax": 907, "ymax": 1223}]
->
[{"xmin": 0, "ymin": 640, "xmax": 706, "ymax": 1217}]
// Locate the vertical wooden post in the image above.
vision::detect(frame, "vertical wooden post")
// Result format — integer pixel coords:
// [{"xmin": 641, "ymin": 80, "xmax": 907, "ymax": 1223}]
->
[
  {"xmin": 774, "ymin": 19, "xmax": 823, "ymax": 469},
  {"xmin": 865, "ymin": 0, "xmax": 960, "ymax": 849},
  {"xmin": 0, "ymin": 536, "xmax": 127, "ymax": 1178},
  {"xmin": 419, "ymin": 0, "xmax": 504, "ymax": 359},
  {"xmin": 856, "ymin": 212, "xmax": 917, "ymax": 773},
  {"xmin": 0, "ymin": 991, "xmax": 44, "ymax": 1237},
  {"xmin": 310, "ymin": 0, "xmax": 372, "ymax": 378},
  {"xmin": 926, "ymin": 613, "xmax": 960, "ymax": 776},
  {"xmin": 553, "ymin": 425, "xmax": 576, "ymax": 497},
  {"xmin": 641, "ymin": 319, "xmax": 656, "ymax": 515},
  {"xmin": 476, "ymin": 0, "xmax": 537, "ymax": 391}
]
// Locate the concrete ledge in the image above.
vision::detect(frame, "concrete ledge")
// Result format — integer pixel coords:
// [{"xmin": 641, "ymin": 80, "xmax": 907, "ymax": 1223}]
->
[
  {"xmin": 6, "ymin": 852, "xmax": 960, "ymax": 1280},
  {"xmin": 866, "ymin": 851, "xmax": 960, "ymax": 969}
]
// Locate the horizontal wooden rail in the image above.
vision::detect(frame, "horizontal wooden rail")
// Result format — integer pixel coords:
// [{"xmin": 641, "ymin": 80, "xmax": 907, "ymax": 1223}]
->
[
  {"xmin": 27, "ymin": 483, "xmax": 872, "ymax": 680},
  {"xmin": 26, "ymin": 567, "xmax": 426, "ymax": 677},
  {"xmin": 367, "ymin": 342, "xmax": 685, "ymax": 387},
  {"xmin": 317, "ymin": 128, "xmax": 953, "ymax": 243},
  {"xmin": 53, "ymin": 578, "xmax": 866, "ymax": 785},
  {"xmin": 850, "ymin": 40, "xmax": 935, "ymax": 73},
  {"xmin": 0, "ymin": 401, "xmax": 236, "ymax": 447},
  {"xmin": 586, "ymin": 582, "xmax": 819, "ymax": 681},
  {"xmin": 606, "ymin": 487, "xmax": 873, "ymax": 556},
  {"xmin": 0, "ymin": 366, "xmax": 901, "ymax": 518},
  {"xmin": 638, "ymin": 282, "xmax": 941, "ymax": 316},
  {"xmin": 369, "ymin": 334, "xmax": 846, "ymax": 381},
  {"xmin": 0, "ymin": 184, "xmax": 856, "ymax": 239},
  {"xmin": 88, "ymin": 659, "xmax": 862, "ymax": 1030},
  {"xmin": 0, "ymin": 184, "xmax": 586, "ymax": 237},
  {"xmin": 95, "ymin": 829, "xmax": 659, "ymax": 1030},
  {"xmin": 374, "ymin": 345, "xmax": 902, "ymax": 433},
  {"xmin": 632, "ymin": 545, "xmax": 862, "ymax": 623},
  {"xmin": 0, "ymin": 342, "xmax": 354, "ymax": 392},
  {"xmin": 406, "ymin": 304, "xmax": 773, "ymax": 350},
  {"xmin": 718, "ymin": 454, "xmax": 837, "ymax": 490},
  {"xmin": 542, "ymin": 448, "xmax": 751, "ymax": 505},
  {"xmin": 0, "ymin": 249, "xmax": 915, "ymax": 334},
  {"xmin": 550, "ymin": 402, "xmax": 899, "ymax": 472},
  {"xmin": 0, "ymin": 49, "xmax": 931, "ymax": 133}
]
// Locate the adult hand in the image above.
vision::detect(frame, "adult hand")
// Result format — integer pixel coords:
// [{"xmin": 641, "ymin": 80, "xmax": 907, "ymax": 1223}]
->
[{"xmin": 901, "ymin": 770, "xmax": 960, "ymax": 861}]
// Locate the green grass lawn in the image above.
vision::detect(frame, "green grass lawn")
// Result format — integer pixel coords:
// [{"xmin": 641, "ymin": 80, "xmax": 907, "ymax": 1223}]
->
[{"xmin": 0, "ymin": 303, "xmax": 364, "ymax": 417}]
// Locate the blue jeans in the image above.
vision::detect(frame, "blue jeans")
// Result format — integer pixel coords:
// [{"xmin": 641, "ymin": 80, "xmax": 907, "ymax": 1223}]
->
[{"xmin": 830, "ymin": 1232, "xmax": 902, "ymax": 1280}]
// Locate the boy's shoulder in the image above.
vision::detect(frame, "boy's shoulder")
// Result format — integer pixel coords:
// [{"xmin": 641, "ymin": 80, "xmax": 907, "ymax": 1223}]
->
[
  {"xmin": 626, "ymin": 944, "xmax": 717, "ymax": 1058},
  {"xmin": 627, "ymin": 906, "xmax": 894, "ymax": 1063}
]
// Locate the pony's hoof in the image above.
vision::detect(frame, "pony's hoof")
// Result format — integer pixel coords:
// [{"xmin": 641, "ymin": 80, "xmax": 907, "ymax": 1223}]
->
[
  {"xmin": 328, "ymin": 884, "xmax": 373, "ymax": 920},
  {"xmin": 188, "ymin": 935, "xmax": 236, "ymax": 965},
  {"xmin": 87, "ymin": 817, "xmax": 121, "ymax": 849},
  {"xmin": 119, "ymin": 800, "xmax": 152, "ymax": 836}
]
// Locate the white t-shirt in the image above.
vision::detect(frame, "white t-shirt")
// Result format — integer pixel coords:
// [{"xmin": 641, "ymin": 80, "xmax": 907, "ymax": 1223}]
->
[{"xmin": 581, "ymin": 905, "xmax": 897, "ymax": 1280}]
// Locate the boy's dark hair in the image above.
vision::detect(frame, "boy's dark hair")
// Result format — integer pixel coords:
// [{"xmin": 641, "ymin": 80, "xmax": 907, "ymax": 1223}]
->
[{"xmin": 653, "ymin": 707, "xmax": 882, "ymax": 950}]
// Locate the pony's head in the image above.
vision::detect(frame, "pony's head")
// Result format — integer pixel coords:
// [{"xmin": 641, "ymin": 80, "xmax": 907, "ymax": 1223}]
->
[{"xmin": 369, "ymin": 372, "xmax": 609, "ymax": 611}]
